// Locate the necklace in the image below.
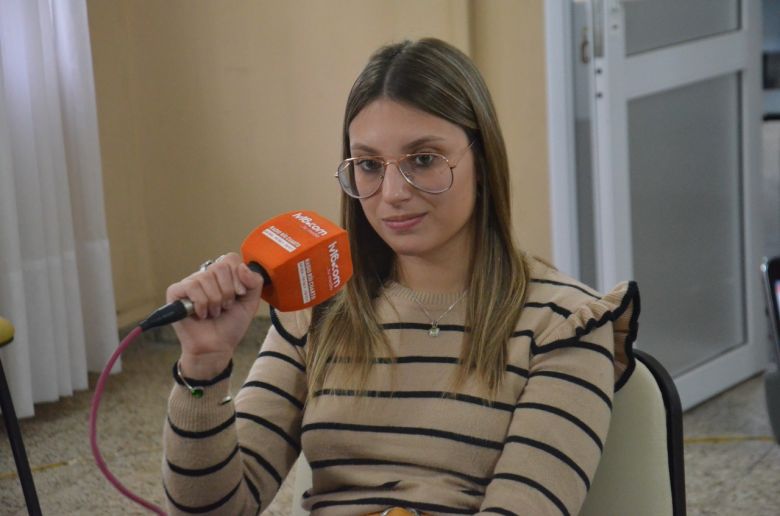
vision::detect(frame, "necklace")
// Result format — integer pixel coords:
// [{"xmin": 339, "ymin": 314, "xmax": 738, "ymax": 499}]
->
[{"xmin": 409, "ymin": 291, "xmax": 467, "ymax": 337}]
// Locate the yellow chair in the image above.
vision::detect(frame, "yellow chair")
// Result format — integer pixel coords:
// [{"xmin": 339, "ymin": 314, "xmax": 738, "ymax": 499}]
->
[{"xmin": 0, "ymin": 317, "xmax": 42, "ymax": 515}]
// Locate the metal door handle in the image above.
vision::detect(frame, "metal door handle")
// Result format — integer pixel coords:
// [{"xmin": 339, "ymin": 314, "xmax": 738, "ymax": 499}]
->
[{"xmin": 580, "ymin": 27, "xmax": 591, "ymax": 64}]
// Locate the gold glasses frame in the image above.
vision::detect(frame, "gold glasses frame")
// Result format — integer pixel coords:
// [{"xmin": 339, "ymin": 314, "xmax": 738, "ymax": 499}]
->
[{"xmin": 335, "ymin": 140, "xmax": 475, "ymax": 199}]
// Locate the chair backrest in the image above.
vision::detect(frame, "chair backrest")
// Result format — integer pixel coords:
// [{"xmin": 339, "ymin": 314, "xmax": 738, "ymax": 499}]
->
[
  {"xmin": 580, "ymin": 348, "xmax": 686, "ymax": 516},
  {"xmin": 292, "ymin": 454, "xmax": 312, "ymax": 516},
  {"xmin": 0, "ymin": 316, "xmax": 14, "ymax": 347},
  {"xmin": 291, "ymin": 349, "xmax": 686, "ymax": 516}
]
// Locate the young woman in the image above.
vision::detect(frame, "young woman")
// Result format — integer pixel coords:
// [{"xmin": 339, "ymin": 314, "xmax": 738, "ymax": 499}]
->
[{"xmin": 162, "ymin": 38, "xmax": 639, "ymax": 516}]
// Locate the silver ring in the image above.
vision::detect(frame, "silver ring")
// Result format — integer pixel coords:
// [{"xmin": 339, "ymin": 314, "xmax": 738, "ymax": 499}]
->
[{"xmin": 199, "ymin": 259, "xmax": 215, "ymax": 272}]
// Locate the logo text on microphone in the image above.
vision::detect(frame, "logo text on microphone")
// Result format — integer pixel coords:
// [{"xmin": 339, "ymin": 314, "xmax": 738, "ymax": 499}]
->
[
  {"xmin": 292, "ymin": 212, "xmax": 328, "ymax": 237},
  {"xmin": 328, "ymin": 241, "xmax": 341, "ymax": 289}
]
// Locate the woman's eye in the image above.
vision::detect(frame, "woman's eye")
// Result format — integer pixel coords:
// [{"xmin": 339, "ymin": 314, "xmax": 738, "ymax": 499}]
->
[
  {"xmin": 356, "ymin": 159, "xmax": 383, "ymax": 173},
  {"xmin": 412, "ymin": 154, "xmax": 437, "ymax": 168}
]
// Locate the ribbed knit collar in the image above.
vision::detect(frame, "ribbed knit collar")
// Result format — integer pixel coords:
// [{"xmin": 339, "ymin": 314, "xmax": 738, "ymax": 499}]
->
[{"xmin": 384, "ymin": 281, "xmax": 467, "ymax": 308}]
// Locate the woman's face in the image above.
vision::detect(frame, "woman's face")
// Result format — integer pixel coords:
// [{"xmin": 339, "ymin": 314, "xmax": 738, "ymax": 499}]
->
[{"xmin": 348, "ymin": 97, "xmax": 477, "ymax": 262}]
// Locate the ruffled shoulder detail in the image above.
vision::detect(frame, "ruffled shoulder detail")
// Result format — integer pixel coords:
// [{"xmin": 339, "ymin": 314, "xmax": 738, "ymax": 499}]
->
[
  {"xmin": 535, "ymin": 280, "xmax": 641, "ymax": 391},
  {"xmin": 269, "ymin": 306, "xmax": 312, "ymax": 347}
]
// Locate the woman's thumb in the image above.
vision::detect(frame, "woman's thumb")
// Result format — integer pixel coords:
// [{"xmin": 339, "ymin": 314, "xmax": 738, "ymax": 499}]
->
[{"xmin": 238, "ymin": 263, "xmax": 264, "ymax": 305}]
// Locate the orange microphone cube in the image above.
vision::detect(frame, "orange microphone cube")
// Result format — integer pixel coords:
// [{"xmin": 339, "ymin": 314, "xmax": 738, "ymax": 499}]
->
[{"xmin": 240, "ymin": 211, "xmax": 353, "ymax": 312}]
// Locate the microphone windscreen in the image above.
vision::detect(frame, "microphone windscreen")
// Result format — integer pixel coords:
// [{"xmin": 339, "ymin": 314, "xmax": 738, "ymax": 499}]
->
[{"xmin": 240, "ymin": 211, "xmax": 353, "ymax": 311}]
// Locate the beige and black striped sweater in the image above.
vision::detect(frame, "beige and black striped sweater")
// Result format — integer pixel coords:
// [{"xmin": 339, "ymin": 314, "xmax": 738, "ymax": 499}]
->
[{"xmin": 163, "ymin": 258, "xmax": 639, "ymax": 515}]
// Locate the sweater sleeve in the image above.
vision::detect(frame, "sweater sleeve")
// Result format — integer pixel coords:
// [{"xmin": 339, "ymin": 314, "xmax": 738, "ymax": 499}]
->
[
  {"xmin": 162, "ymin": 308, "xmax": 309, "ymax": 515},
  {"xmin": 478, "ymin": 281, "xmax": 639, "ymax": 516}
]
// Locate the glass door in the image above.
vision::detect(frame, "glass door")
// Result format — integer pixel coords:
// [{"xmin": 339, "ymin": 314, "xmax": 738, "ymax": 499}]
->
[{"xmin": 571, "ymin": 0, "xmax": 766, "ymax": 409}]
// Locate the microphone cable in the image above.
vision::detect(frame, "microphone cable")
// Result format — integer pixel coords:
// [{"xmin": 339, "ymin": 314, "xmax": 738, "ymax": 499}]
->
[
  {"xmin": 89, "ymin": 326, "xmax": 165, "ymax": 515},
  {"xmin": 89, "ymin": 301, "xmax": 192, "ymax": 515}
]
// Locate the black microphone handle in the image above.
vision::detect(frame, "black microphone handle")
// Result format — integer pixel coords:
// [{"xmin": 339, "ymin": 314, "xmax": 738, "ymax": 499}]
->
[
  {"xmin": 247, "ymin": 261, "xmax": 270, "ymax": 283},
  {"xmin": 139, "ymin": 299, "xmax": 193, "ymax": 331}
]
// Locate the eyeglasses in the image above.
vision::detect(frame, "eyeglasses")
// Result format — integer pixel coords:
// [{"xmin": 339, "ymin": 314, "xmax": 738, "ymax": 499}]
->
[{"xmin": 335, "ymin": 141, "xmax": 474, "ymax": 199}]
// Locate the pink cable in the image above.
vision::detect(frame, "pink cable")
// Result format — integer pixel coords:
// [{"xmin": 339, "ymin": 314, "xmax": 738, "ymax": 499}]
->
[{"xmin": 89, "ymin": 325, "xmax": 167, "ymax": 515}]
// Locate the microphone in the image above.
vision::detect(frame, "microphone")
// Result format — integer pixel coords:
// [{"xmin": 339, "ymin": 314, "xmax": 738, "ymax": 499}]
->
[{"xmin": 139, "ymin": 211, "xmax": 352, "ymax": 330}]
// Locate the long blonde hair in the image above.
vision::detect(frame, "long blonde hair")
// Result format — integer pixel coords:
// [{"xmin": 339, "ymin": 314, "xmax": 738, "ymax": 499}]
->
[{"xmin": 307, "ymin": 38, "xmax": 530, "ymax": 396}]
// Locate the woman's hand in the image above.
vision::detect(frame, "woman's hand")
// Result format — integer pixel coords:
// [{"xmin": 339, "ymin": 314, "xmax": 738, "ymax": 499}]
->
[{"xmin": 166, "ymin": 253, "xmax": 264, "ymax": 379}]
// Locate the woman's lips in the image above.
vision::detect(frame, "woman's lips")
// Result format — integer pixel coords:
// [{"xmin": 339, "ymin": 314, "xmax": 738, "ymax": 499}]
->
[{"xmin": 383, "ymin": 213, "xmax": 426, "ymax": 231}]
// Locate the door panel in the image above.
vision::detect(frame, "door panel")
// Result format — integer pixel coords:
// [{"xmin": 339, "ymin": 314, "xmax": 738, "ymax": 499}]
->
[
  {"xmin": 569, "ymin": 0, "xmax": 765, "ymax": 408},
  {"xmin": 624, "ymin": 0, "xmax": 741, "ymax": 55},
  {"xmin": 628, "ymin": 73, "xmax": 745, "ymax": 376}
]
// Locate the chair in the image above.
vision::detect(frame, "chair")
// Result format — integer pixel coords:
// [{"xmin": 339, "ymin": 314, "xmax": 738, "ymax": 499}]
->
[
  {"xmin": 0, "ymin": 316, "xmax": 42, "ymax": 515},
  {"xmin": 760, "ymin": 256, "xmax": 780, "ymax": 443},
  {"xmin": 579, "ymin": 348, "xmax": 686, "ymax": 516},
  {"xmin": 291, "ymin": 349, "xmax": 686, "ymax": 516}
]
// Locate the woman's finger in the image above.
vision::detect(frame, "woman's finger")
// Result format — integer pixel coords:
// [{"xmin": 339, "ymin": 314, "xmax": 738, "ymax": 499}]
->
[
  {"xmin": 167, "ymin": 253, "xmax": 253, "ymax": 318},
  {"xmin": 211, "ymin": 262, "xmax": 237, "ymax": 310},
  {"xmin": 217, "ymin": 253, "xmax": 247, "ymax": 295},
  {"xmin": 238, "ymin": 262, "xmax": 264, "ymax": 290},
  {"xmin": 174, "ymin": 279, "xmax": 209, "ymax": 320},
  {"xmin": 195, "ymin": 273, "xmax": 225, "ymax": 319}
]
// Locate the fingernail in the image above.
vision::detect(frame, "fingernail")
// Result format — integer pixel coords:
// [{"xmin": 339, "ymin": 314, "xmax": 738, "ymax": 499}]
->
[{"xmin": 237, "ymin": 285, "xmax": 246, "ymax": 296}]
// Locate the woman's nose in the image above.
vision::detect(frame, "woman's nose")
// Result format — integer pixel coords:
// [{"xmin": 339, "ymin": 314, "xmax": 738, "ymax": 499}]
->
[{"xmin": 380, "ymin": 162, "xmax": 413, "ymax": 201}]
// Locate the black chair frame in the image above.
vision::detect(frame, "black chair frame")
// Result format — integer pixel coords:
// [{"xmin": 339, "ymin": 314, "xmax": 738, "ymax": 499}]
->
[
  {"xmin": 634, "ymin": 348, "xmax": 687, "ymax": 516},
  {"xmin": 1, "ymin": 337, "xmax": 43, "ymax": 516}
]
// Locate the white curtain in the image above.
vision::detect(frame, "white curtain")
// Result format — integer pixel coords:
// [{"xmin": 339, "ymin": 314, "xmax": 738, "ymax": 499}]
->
[{"xmin": 0, "ymin": 0, "xmax": 118, "ymax": 418}]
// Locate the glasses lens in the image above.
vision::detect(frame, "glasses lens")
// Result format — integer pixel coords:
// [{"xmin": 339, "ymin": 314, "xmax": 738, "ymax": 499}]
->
[
  {"xmin": 338, "ymin": 158, "xmax": 384, "ymax": 198},
  {"xmin": 398, "ymin": 154, "xmax": 453, "ymax": 193}
]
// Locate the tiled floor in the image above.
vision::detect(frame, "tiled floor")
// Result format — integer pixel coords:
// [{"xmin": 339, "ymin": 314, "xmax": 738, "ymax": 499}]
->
[
  {"xmin": 1, "ymin": 319, "xmax": 779, "ymax": 515},
  {"xmin": 682, "ymin": 370, "xmax": 779, "ymax": 515}
]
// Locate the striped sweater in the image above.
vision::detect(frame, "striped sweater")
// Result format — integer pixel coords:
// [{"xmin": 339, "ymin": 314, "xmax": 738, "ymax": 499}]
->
[{"xmin": 163, "ymin": 258, "xmax": 639, "ymax": 515}]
